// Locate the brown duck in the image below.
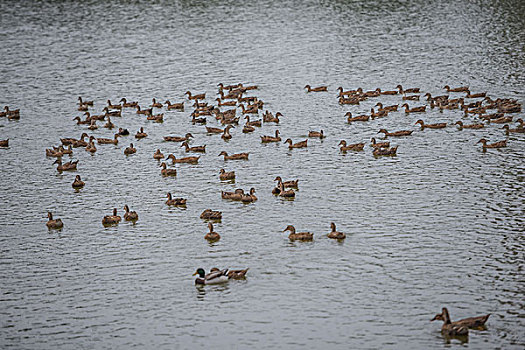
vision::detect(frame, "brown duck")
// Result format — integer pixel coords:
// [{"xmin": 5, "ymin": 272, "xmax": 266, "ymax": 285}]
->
[
  {"xmin": 219, "ymin": 151, "xmax": 249, "ymax": 160},
  {"xmin": 261, "ymin": 130, "xmax": 281, "ymax": 143},
  {"xmin": 164, "ymin": 133, "xmax": 193, "ymax": 142},
  {"xmin": 160, "ymin": 162, "xmax": 177, "ymax": 176},
  {"xmin": 284, "ymin": 138, "xmax": 307, "ymax": 149},
  {"xmin": 219, "ymin": 169, "xmax": 235, "ymax": 180},
  {"xmin": 200, "ymin": 209, "xmax": 222, "ymax": 220},
  {"xmin": 72, "ymin": 175, "xmax": 85, "ymax": 189},
  {"xmin": 304, "ymin": 85, "xmax": 328, "ymax": 92},
  {"xmin": 166, "ymin": 153, "xmax": 199, "ymax": 164},
  {"xmin": 373, "ymin": 146, "xmax": 398, "ymax": 157},
  {"xmin": 102, "ymin": 208, "xmax": 121, "ymax": 226},
  {"xmin": 415, "ymin": 119, "xmax": 447, "ymax": 129},
  {"xmin": 204, "ymin": 223, "xmax": 220, "ymax": 242},
  {"xmin": 46, "ymin": 212, "xmax": 64, "ymax": 230},
  {"xmin": 327, "ymin": 222, "xmax": 346, "ymax": 239},
  {"xmin": 431, "ymin": 307, "xmax": 489, "ymax": 329},
  {"xmin": 477, "ymin": 138, "xmax": 507, "ymax": 151},
  {"xmin": 455, "ymin": 121, "xmax": 484, "ymax": 130},
  {"xmin": 135, "ymin": 127, "xmax": 148, "ymax": 139},
  {"xmin": 308, "ymin": 130, "xmax": 325, "ymax": 139},
  {"xmin": 283, "ymin": 225, "xmax": 313, "ymax": 241},
  {"xmin": 166, "ymin": 193, "xmax": 186, "ymax": 206},
  {"xmin": 181, "ymin": 141, "xmax": 206, "ymax": 153},
  {"xmin": 339, "ymin": 140, "xmax": 364, "ymax": 152},
  {"xmin": 378, "ymin": 129, "xmax": 413, "ymax": 137},
  {"xmin": 123, "ymin": 205, "xmax": 139, "ymax": 222}
]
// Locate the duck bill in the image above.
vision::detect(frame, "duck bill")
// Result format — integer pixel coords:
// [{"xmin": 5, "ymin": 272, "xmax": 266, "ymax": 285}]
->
[{"xmin": 192, "ymin": 272, "xmax": 198, "ymax": 276}]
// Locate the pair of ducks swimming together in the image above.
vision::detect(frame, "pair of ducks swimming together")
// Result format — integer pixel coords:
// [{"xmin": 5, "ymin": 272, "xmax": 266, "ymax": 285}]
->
[
  {"xmin": 193, "ymin": 267, "xmax": 249, "ymax": 284},
  {"xmin": 431, "ymin": 307, "xmax": 490, "ymax": 337},
  {"xmin": 221, "ymin": 188, "xmax": 257, "ymax": 203},
  {"xmin": 283, "ymin": 223, "xmax": 346, "ymax": 241},
  {"xmin": 102, "ymin": 206, "xmax": 138, "ymax": 226}
]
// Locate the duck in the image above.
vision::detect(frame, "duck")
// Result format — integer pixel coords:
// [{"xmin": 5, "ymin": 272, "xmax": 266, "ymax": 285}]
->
[
  {"xmin": 150, "ymin": 98, "xmax": 163, "ymax": 108},
  {"xmin": 339, "ymin": 96, "xmax": 363, "ymax": 105},
  {"xmin": 276, "ymin": 179, "xmax": 296, "ymax": 198},
  {"xmin": 240, "ymin": 83, "xmax": 258, "ymax": 91},
  {"xmin": 304, "ymin": 85, "xmax": 328, "ymax": 92},
  {"xmin": 135, "ymin": 105, "xmax": 153, "ymax": 116},
  {"xmin": 119, "ymin": 98, "xmax": 138, "ymax": 108},
  {"xmin": 72, "ymin": 175, "xmax": 85, "ymax": 189},
  {"xmin": 308, "ymin": 130, "xmax": 325, "ymax": 139},
  {"xmin": 72, "ymin": 116, "xmax": 91, "ymax": 125},
  {"xmin": 218, "ymin": 151, "xmax": 249, "ymax": 160},
  {"xmin": 193, "ymin": 267, "xmax": 228, "ymax": 284},
  {"xmin": 221, "ymin": 189, "xmax": 244, "ymax": 200},
  {"xmin": 345, "ymin": 112, "xmax": 370, "ymax": 123},
  {"xmin": 502, "ymin": 124, "xmax": 525, "ymax": 135},
  {"xmin": 444, "ymin": 85, "xmax": 469, "ymax": 92},
  {"xmin": 274, "ymin": 176, "xmax": 299, "ymax": 189},
  {"xmin": 160, "ymin": 162, "xmax": 177, "ymax": 176},
  {"xmin": 192, "ymin": 115, "xmax": 207, "ymax": 124},
  {"xmin": 465, "ymin": 90, "xmax": 486, "ymax": 99},
  {"xmin": 2, "ymin": 106, "xmax": 20, "ymax": 118},
  {"xmin": 378, "ymin": 128, "xmax": 413, "ymax": 137},
  {"xmin": 241, "ymin": 188, "xmax": 257, "ymax": 203},
  {"xmin": 85, "ymin": 140, "xmax": 97, "ymax": 153},
  {"xmin": 206, "ymin": 126, "xmax": 224, "ymax": 134},
  {"xmin": 61, "ymin": 133, "xmax": 88, "ymax": 146},
  {"xmin": 107, "ymin": 100, "xmax": 122, "ymax": 110},
  {"xmin": 216, "ymin": 98, "xmax": 236, "ymax": 107},
  {"xmin": 147, "ymin": 113, "xmax": 164, "ymax": 122},
  {"xmin": 402, "ymin": 94, "xmax": 420, "ymax": 100},
  {"xmin": 103, "ymin": 107, "xmax": 122, "ymax": 117},
  {"xmin": 165, "ymin": 192, "xmax": 187, "ymax": 206},
  {"xmin": 424, "ymin": 93, "xmax": 449, "ymax": 103},
  {"xmin": 124, "ymin": 143, "xmax": 136, "ymax": 155},
  {"xmin": 284, "ymin": 138, "xmax": 307, "ymax": 149},
  {"xmin": 261, "ymin": 130, "xmax": 281, "ymax": 143},
  {"xmin": 477, "ymin": 138, "xmax": 507, "ymax": 151},
  {"xmin": 357, "ymin": 87, "xmax": 380, "ymax": 97},
  {"xmin": 181, "ymin": 141, "xmax": 206, "ymax": 153},
  {"xmin": 164, "ymin": 133, "xmax": 193, "ymax": 142},
  {"xmin": 221, "ymin": 125, "xmax": 234, "ymax": 140},
  {"xmin": 283, "ymin": 225, "xmax": 313, "ymax": 241},
  {"xmin": 244, "ymin": 115, "xmax": 262, "ymax": 127},
  {"xmin": 396, "ymin": 85, "xmax": 420, "ymax": 94},
  {"xmin": 375, "ymin": 88, "xmax": 398, "ymax": 95},
  {"xmin": 46, "ymin": 212, "xmax": 64, "ymax": 230},
  {"xmin": 455, "ymin": 121, "xmax": 484, "ymax": 130},
  {"xmin": 78, "ymin": 96, "xmax": 94, "ymax": 106},
  {"xmin": 87, "ymin": 120, "xmax": 98, "ymax": 130},
  {"xmin": 373, "ymin": 146, "xmax": 398, "ymax": 157},
  {"xmin": 370, "ymin": 138, "xmax": 390, "ymax": 149},
  {"xmin": 153, "ymin": 149, "xmax": 164, "ymax": 159},
  {"xmin": 164, "ymin": 100, "xmax": 184, "ymax": 110},
  {"xmin": 200, "ymin": 209, "xmax": 222, "ymax": 220},
  {"xmin": 219, "ymin": 90, "xmax": 242, "ymax": 100},
  {"xmin": 415, "ymin": 119, "xmax": 447, "ymax": 129},
  {"xmin": 327, "ymin": 222, "xmax": 346, "ymax": 239},
  {"xmin": 103, "ymin": 117, "xmax": 114, "ymax": 129},
  {"xmin": 431, "ymin": 307, "xmax": 489, "ymax": 329},
  {"xmin": 97, "ymin": 134, "xmax": 120, "ymax": 145},
  {"xmin": 219, "ymin": 169, "xmax": 235, "ymax": 180},
  {"xmin": 54, "ymin": 159, "xmax": 78, "ymax": 172},
  {"xmin": 166, "ymin": 153, "xmax": 199, "ymax": 164},
  {"xmin": 242, "ymin": 124, "xmax": 255, "ymax": 133},
  {"xmin": 402, "ymin": 103, "xmax": 426, "ymax": 113},
  {"xmin": 486, "ymin": 116, "xmax": 513, "ymax": 124},
  {"xmin": 218, "ymin": 82, "xmax": 242, "ymax": 91},
  {"xmin": 339, "ymin": 140, "xmax": 364, "ymax": 152},
  {"xmin": 204, "ymin": 223, "xmax": 221, "ymax": 241},
  {"xmin": 135, "ymin": 127, "xmax": 148, "ymax": 139},
  {"xmin": 370, "ymin": 108, "xmax": 388, "ymax": 119},
  {"xmin": 185, "ymin": 91, "xmax": 206, "ymax": 100},
  {"xmin": 238, "ymin": 95, "xmax": 258, "ymax": 104},
  {"xmin": 45, "ymin": 146, "xmax": 63, "ymax": 158},
  {"xmin": 337, "ymin": 87, "xmax": 359, "ymax": 96},
  {"xmin": 432, "ymin": 307, "xmax": 469, "ymax": 337},
  {"xmin": 239, "ymin": 104, "xmax": 259, "ymax": 115},
  {"xmin": 102, "ymin": 208, "xmax": 121, "ymax": 226},
  {"xmin": 263, "ymin": 111, "xmax": 280, "ymax": 123},
  {"xmin": 375, "ymin": 102, "xmax": 399, "ymax": 112},
  {"xmin": 117, "ymin": 128, "xmax": 130, "ymax": 136},
  {"xmin": 123, "ymin": 205, "xmax": 138, "ymax": 222}
]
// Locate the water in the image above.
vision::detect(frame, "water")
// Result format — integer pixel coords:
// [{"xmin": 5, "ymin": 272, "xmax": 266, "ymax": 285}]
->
[{"xmin": 1, "ymin": 0, "xmax": 524, "ymax": 348}]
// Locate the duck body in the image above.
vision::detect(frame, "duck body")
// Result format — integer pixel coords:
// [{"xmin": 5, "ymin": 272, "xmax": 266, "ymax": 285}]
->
[
  {"xmin": 241, "ymin": 188, "xmax": 257, "ymax": 203},
  {"xmin": 160, "ymin": 162, "xmax": 177, "ymax": 176},
  {"xmin": 204, "ymin": 223, "xmax": 221, "ymax": 242},
  {"xmin": 304, "ymin": 85, "xmax": 328, "ymax": 92},
  {"xmin": 221, "ymin": 189, "xmax": 244, "ymax": 200},
  {"xmin": 219, "ymin": 151, "xmax": 249, "ymax": 160},
  {"xmin": 402, "ymin": 103, "xmax": 426, "ymax": 113},
  {"xmin": 455, "ymin": 121, "xmax": 484, "ymax": 130},
  {"xmin": 46, "ymin": 212, "xmax": 63, "ymax": 230},
  {"xmin": 284, "ymin": 138, "xmax": 307, "ymax": 149},
  {"xmin": 135, "ymin": 127, "xmax": 148, "ymax": 139},
  {"xmin": 478, "ymin": 138, "xmax": 507, "ymax": 151},
  {"xmin": 72, "ymin": 175, "xmax": 85, "ymax": 189},
  {"xmin": 444, "ymin": 85, "xmax": 469, "ymax": 92},
  {"xmin": 123, "ymin": 205, "xmax": 139, "ymax": 222},
  {"xmin": 432, "ymin": 308, "xmax": 489, "ymax": 329},
  {"xmin": 370, "ymin": 138, "xmax": 390, "ymax": 149},
  {"xmin": 182, "ymin": 141, "xmax": 206, "ymax": 153},
  {"xmin": 166, "ymin": 193, "xmax": 187, "ymax": 206},
  {"xmin": 345, "ymin": 112, "xmax": 370, "ymax": 123},
  {"xmin": 339, "ymin": 140, "xmax": 364, "ymax": 152},
  {"xmin": 415, "ymin": 120, "xmax": 447, "ymax": 129},
  {"xmin": 261, "ymin": 130, "xmax": 281, "ymax": 143},
  {"xmin": 283, "ymin": 225, "xmax": 313, "ymax": 241},
  {"xmin": 200, "ymin": 209, "xmax": 222, "ymax": 220},
  {"xmin": 102, "ymin": 208, "xmax": 121, "ymax": 226},
  {"xmin": 166, "ymin": 154, "xmax": 199, "ymax": 164},
  {"xmin": 97, "ymin": 134, "xmax": 120, "ymax": 145},
  {"xmin": 327, "ymin": 222, "xmax": 345, "ymax": 239},
  {"xmin": 219, "ymin": 169, "xmax": 235, "ymax": 180},
  {"xmin": 153, "ymin": 149, "xmax": 164, "ymax": 159},
  {"xmin": 378, "ymin": 129, "xmax": 413, "ymax": 137},
  {"xmin": 193, "ymin": 268, "xmax": 228, "ymax": 284},
  {"xmin": 164, "ymin": 133, "xmax": 193, "ymax": 142},
  {"xmin": 373, "ymin": 146, "xmax": 398, "ymax": 157},
  {"xmin": 308, "ymin": 130, "xmax": 325, "ymax": 139},
  {"xmin": 124, "ymin": 143, "xmax": 136, "ymax": 155}
]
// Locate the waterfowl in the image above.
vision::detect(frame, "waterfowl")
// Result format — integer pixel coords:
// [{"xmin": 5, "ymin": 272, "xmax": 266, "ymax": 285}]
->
[
  {"xmin": 193, "ymin": 267, "xmax": 227, "ymax": 284},
  {"xmin": 502, "ymin": 124, "xmax": 525, "ymax": 135},
  {"xmin": 54, "ymin": 159, "xmax": 78, "ymax": 172},
  {"xmin": 221, "ymin": 189, "xmax": 244, "ymax": 200},
  {"xmin": 515, "ymin": 118, "xmax": 524, "ymax": 128},
  {"xmin": 227, "ymin": 268, "xmax": 249, "ymax": 279},
  {"xmin": 217, "ymin": 169, "xmax": 236, "ymax": 181},
  {"xmin": 165, "ymin": 192, "xmax": 187, "ymax": 206},
  {"xmin": 83, "ymin": 111, "xmax": 105, "ymax": 121},
  {"xmin": 478, "ymin": 138, "xmax": 507, "ymax": 151},
  {"xmin": 85, "ymin": 140, "xmax": 97, "ymax": 153},
  {"xmin": 431, "ymin": 308, "xmax": 490, "ymax": 329},
  {"xmin": 166, "ymin": 153, "xmax": 199, "ymax": 164},
  {"xmin": 327, "ymin": 222, "xmax": 346, "ymax": 239},
  {"xmin": 370, "ymin": 138, "xmax": 390, "ymax": 148},
  {"xmin": 164, "ymin": 133, "xmax": 193, "ymax": 142},
  {"xmin": 102, "ymin": 208, "xmax": 121, "ymax": 226},
  {"xmin": 284, "ymin": 138, "xmax": 307, "ymax": 149},
  {"xmin": 238, "ymin": 96, "xmax": 258, "ymax": 104},
  {"xmin": 308, "ymin": 130, "xmax": 325, "ymax": 139},
  {"xmin": 373, "ymin": 146, "xmax": 398, "ymax": 156},
  {"xmin": 61, "ymin": 133, "xmax": 88, "ymax": 146},
  {"xmin": 263, "ymin": 111, "xmax": 280, "ymax": 123},
  {"xmin": 244, "ymin": 116, "xmax": 262, "ymax": 127},
  {"xmin": 337, "ymin": 87, "xmax": 359, "ymax": 97},
  {"xmin": 357, "ymin": 87, "xmax": 380, "ymax": 97},
  {"xmin": 72, "ymin": 175, "xmax": 85, "ymax": 189},
  {"xmin": 243, "ymin": 124, "xmax": 255, "ymax": 133},
  {"xmin": 438, "ymin": 101, "xmax": 460, "ymax": 110},
  {"xmin": 304, "ymin": 85, "xmax": 328, "ymax": 92},
  {"xmin": 150, "ymin": 98, "xmax": 163, "ymax": 108},
  {"xmin": 192, "ymin": 115, "xmax": 206, "ymax": 124},
  {"xmin": 124, "ymin": 143, "xmax": 136, "ymax": 155},
  {"xmin": 153, "ymin": 149, "xmax": 164, "ymax": 159},
  {"xmin": 160, "ymin": 162, "xmax": 177, "ymax": 176},
  {"xmin": 240, "ymin": 83, "xmax": 258, "ymax": 91},
  {"xmin": 103, "ymin": 117, "xmax": 114, "ymax": 129},
  {"xmin": 261, "ymin": 130, "xmax": 281, "ymax": 143},
  {"xmin": 73, "ymin": 116, "xmax": 91, "ymax": 125},
  {"xmin": 339, "ymin": 140, "xmax": 364, "ymax": 152},
  {"xmin": 46, "ymin": 212, "xmax": 63, "ymax": 230},
  {"xmin": 117, "ymin": 128, "xmax": 130, "ymax": 136},
  {"xmin": 433, "ymin": 307, "xmax": 469, "ymax": 337},
  {"xmin": 164, "ymin": 100, "xmax": 184, "ymax": 110},
  {"xmin": 276, "ymin": 180, "xmax": 296, "ymax": 198},
  {"xmin": 97, "ymin": 134, "xmax": 120, "ymax": 145},
  {"xmin": 415, "ymin": 119, "xmax": 447, "ymax": 129},
  {"xmin": 119, "ymin": 98, "xmax": 138, "ymax": 108},
  {"xmin": 396, "ymin": 85, "xmax": 420, "ymax": 94},
  {"xmin": 241, "ymin": 188, "xmax": 257, "ymax": 203},
  {"xmin": 206, "ymin": 126, "xmax": 224, "ymax": 134},
  {"xmin": 123, "ymin": 205, "xmax": 138, "ymax": 222},
  {"xmin": 200, "ymin": 209, "xmax": 222, "ymax": 220},
  {"xmin": 218, "ymin": 82, "xmax": 242, "ymax": 91},
  {"xmin": 185, "ymin": 91, "xmax": 206, "ymax": 100},
  {"xmin": 424, "ymin": 93, "xmax": 449, "ymax": 103},
  {"xmin": 221, "ymin": 125, "xmax": 234, "ymax": 140},
  {"xmin": 218, "ymin": 151, "xmax": 249, "ymax": 160},
  {"xmin": 375, "ymin": 88, "xmax": 398, "ymax": 95},
  {"xmin": 402, "ymin": 94, "xmax": 420, "ymax": 100},
  {"xmin": 444, "ymin": 85, "xmax": 469, "ymax": 92},
  {"xmin": 370, "ymin": 108, "xmax": 388, "ymax": 119},
  {"xmin": 465, "ymin": 90, "xmax": 486, "ymax": 99},
  {"xmin": 402, "ymin": 103, "xmax": 426, "ymax": 113},
  {"xmin": 345, "ymin": 112, "xmax": 370, "ymax": 123},
  {"xmin": 274, "ymin": 176, "xmax": 299, "ymax": 189},
  {"xmin": 87, "ymin": 119, "xmax": 98, "ymax": 130},
  {"xmin": 455, "ymin": 121, "xmax": 484, "ymax": 130},
  {"xmin": 216, "ymin": 98, "xmax": 236, "ymax": 107},
  {"xmin": 103, "ymin": 107, "xmax": 122, "ymax": 117},
  {"xmin": 135, "ymin": 105, "xmax": 153, "ymax": 116},
  {"xmin": 239, "ymin": 104, "xmax": 258, "ymax": 114},
  {"xmin": 78, "ymin": 104, "xmax": 88, "ymax": 112},
  {"xmin": 487, "ymin": 116, "xmax": 513, "ymax": 124},
  {"xmin": 378, "ymin": 128, "xmax": 413, "ymax": 137},
  {"xmin": 204, "ymin": 222, "xmax": 220, "ymax": 241},
  {"xmin": 147, "ymin": 113, "xmax": 164, "ymax": 122},
  {"xmin": 339, "ymin": 97, "xmax": 362, "ymax": 105},
  {"xmin": 375, "ymin": 102, "xmax": 399, "ymax": 112},
  {"xmin": 72, "ymin": 135, "xmax": 90, "ymax": 148},
  {"xmin": 45, "ymin": 146, "xmax": 63, "ymax": 157},
  {"xmin": 135, "ymin": 127, "xmax": 148, "ymax": 139},
  {"xmin": 283, "ymin": 225, "xmax": 313, "ymax": 241},
  {"xmin": 219, "ymin": 90, "xmax": 242, "ymax": 100},
  {"xmin": 61, "ymin": 145, "xmax": 73, "ymax": 155},
  {"xmin": 78, "ymin": 96, "xmax": 94, "ymax": 106},
  {"xmin": 181, "ymin": 141, "xmax": 206, "ymax": 153}
]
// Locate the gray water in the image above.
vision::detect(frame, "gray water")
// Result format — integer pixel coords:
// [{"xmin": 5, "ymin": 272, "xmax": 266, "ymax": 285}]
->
[{"xmin": 1, "ymin": 0, "xmax": 524, "ymax": 349}]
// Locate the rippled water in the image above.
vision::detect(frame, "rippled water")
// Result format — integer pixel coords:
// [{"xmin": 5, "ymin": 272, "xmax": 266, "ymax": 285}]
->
[{"xmin": 1, "ymin": 0, "xmax": 524, "ymax": 349}]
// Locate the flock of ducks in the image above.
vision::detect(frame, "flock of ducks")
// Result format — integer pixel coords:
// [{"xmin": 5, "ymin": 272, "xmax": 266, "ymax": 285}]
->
[{"xmin": 3, "ymin": 81, "xmax": 520, "ymax": 341}]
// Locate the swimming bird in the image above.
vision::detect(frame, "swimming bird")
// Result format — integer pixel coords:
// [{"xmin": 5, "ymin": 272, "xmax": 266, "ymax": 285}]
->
[
  {"xmin": 261, "ymin": 130, "xmax": 281, "ymax": 143},
  {"xmin": 304, "ymin": 85, "xmax": 328, "ymax": 92},
  {"xmin": 370, "ymin": 138, "xmax": 390, "ymax": 149},
  {"xmin": 46, "ymin": 212, "xmax": 63, "ymax": 230},
  {"xmin": 378, "ymin": 129, "xmax": 413, "ymax": 137},
  {"xmin": 166, "ymin": 153, "xmax": 199, "ymax": 164},
  {"xmin": 200, "ymin": 209, "xmax": 222, "ymax": 220},
  {"xmin": 402, "ymin": 103, "xmax": 426, "ymax": 113},
  {"xmin": 181, "ymin": 141, "xmax": 206, "ymax": 153},
  {"xmin": 219, "ymin": 151, "xmax": 249, "ymax": 160},
  {"xmin": 54, "ymin": 159, "xmax": 78, "ymax": 172},
  {"xmin": 102, "ymin": 208, "xmax": 121, "ymax": 226},
  {"xmin": 415, "ymin": 119, "xmax": 447, "ymax": 129},
  {"xmin": 124, "ymin": 143, "xmax": 136, "ymax": 155},
  {"xmin": 396, "ymin": 85, "xmax": 420, "ymax": 94},
  {"xmin": 204, "ymin": 223, "xmax": 221, "ymax": 242},
  {"xmin": 455, "ymin": 121, "xmax": 484, "ymax": 130},
  {"xmin": 123, "ymin": 205, "xmax": 138, "ymax": 222},
  {"xmin": 119, "ymin": 98, "xmax": 138, "ymax": 108},
  {"xmin": 284, "ymin": 138, "xmax": 307, "ymax": 149},
  {"xmin": 166, "ymin": 193, "xmax": 186, "ymax": 206},
  {"xmin": 339, "ymin": 140, "xmax": 364, "ymax": 152},
  {"xmin": 219, "ymin": 169, "xmax": 235, "ymax": 180},
  {"xmin": 444, "ymin": 85, "xmax": 469, "ymax": 92},
  {"xmin": 477, "ymin": 138, "xmax": 507, "ymax": 151},
  {"xmin": 327, "ymin": 222, "xmax": 346, "ymax": 239},
  {"xmin": 193, "ymin": 267, "xmax": 228, "ymax": 284},
  {"xmin": 283, "ymin": 225, "xmax": 313, "ymax": 241},
  {"xmin": 72, "ymin": 175, "xmax": 85, "ymax": 189},
  {"xmin": 502, "ymin": 124, "xmax": 525, "ymax": 134},
  {"xmin": 431, "ymin": 307, "xmax": 489, "ymax": 329},
  {"xmin": 373, "ymin": 146, "xmax": 398, "ymax": 157},
  {"xmin": 165, "ymin": 100, "xmax": 184, "ymax": 110},
  {"xmin": 432, "ymin": 307, "xmax": 469, "ymax": 337},
  {"xmin": 160, "ymin": 162, "xmax": 177, "ymax": 176},
  {"xmin": 135, "ymin": 127, "xmax": 148, "ymax": 139},
  {"xmin": 164, "ymin": 133, "xmax": 193, "ymax": 142},
  {"xmin": 153, "ymin": 149, "xmax": 164, "ymax": 159},
  {"xmin": 308, "ymin": 130, "xmax": 325, "ymax": 139}
]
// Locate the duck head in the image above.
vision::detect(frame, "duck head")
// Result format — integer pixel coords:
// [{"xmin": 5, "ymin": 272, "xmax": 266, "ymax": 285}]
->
[{"xmin": 193, "ymin": 268, "xmax": 205, "ymax": 277}]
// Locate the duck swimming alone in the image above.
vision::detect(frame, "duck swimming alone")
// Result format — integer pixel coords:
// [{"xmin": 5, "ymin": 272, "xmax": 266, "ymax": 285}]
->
[
  {"xmin": 283, "ymin": 225, "xmax": 313, "ymax": 241},
  {"xmin": 204, "ymin": 222, "xmax": 221, "ymax": 242},
  {"xmin": 193, "ymin": 268, "xmax": 229, "ymax": 284},
  {"xmin": 46, "ymin": 212, "xmax": 64, "ymax": 230},
  {"xmin": 431, "ymin": 307, "xmax": 489, "ymax": 329}
]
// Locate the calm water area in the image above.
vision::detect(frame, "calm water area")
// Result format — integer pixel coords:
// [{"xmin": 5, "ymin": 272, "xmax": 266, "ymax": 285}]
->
[{"xmin": 0, "ymin": 0, "xmax": 524, "ymax": 349}]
